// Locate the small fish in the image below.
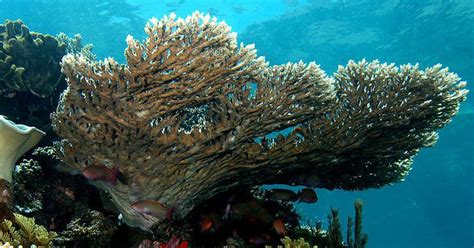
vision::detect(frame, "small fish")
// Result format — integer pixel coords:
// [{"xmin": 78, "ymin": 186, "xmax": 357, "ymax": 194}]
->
[
  {"xmin": 223, "ymin": 203, "xmax": 231, "ymax": 220},
  {"xmin": 166, "ymin": 207, "xmax": 175, "ymax": 221},
  {"xmin": 165, "ymin": 236, "xmax": 180, "ymax": 248},
  {"xmin": 261, "ymin": 136, "xmax": 268, "ymax": 149},
  {"xmin": 200, "ymin": 216, "xmax": 213, "ymax": 232},
  {"xmin": 298, "ymin": 188, "xmax": 318, "ymax": 203},
  {"xmin": 131, "ymin": 199, "xmax": 169, "ymax": 219},
  {"xmin": 293, "ymin": 126, "xmax": 303, "ymax": 134},
  {"xmin": 268, "ymin": 188, "xmax": 298, "ymax": 202},
  {"xmin": 159, "ymin": 235, "xmax": 188, "ymax": 248},
  {"xmin": 82, "ymin": 164, "xmax": 120, "ymax": 185},
  {"xmin": 273, "ymin": 219, "xmax": 287, "ymax": 236},
  {"xmin": 177, "ymin": 241, "xmax": 188, "ymax": 248}
]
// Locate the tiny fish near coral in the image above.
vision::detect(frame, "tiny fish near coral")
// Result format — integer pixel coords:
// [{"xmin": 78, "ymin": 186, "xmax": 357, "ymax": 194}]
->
[
  {"xmin": 200, "ymin": 216, "xmax": 213, "ymax": 232},
  {"xmin": 298, "ymin": 188, "xmax": 318, "ymax": 203},
  {"xmin": 273, "ymin": 218, "xmax": 288, "ymax": 236},
  {"xmin": 131, "ymin": 199, "xmax": 169, "ymax": 219},
  {"xmin": 81, "ymin": 164, "xmax": 120, "ymax": 185},
  {"xmin": 268, "ymin": 188, "xmax": 299, "ymax": 202}
]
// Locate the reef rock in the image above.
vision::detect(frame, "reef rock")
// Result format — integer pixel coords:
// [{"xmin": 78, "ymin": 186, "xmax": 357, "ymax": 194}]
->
[{"xmin": 51, "ymin": 12, "xmax": 468, "ymax": 230}]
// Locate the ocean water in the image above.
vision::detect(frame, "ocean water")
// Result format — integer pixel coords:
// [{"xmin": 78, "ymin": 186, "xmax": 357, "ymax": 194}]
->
[{"xmin": 1, "ymin": 0, "xmax": 472, "ymax": 247}]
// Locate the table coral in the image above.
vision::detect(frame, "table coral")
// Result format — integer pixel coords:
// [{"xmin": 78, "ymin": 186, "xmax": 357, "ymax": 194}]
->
[{"xmin": 51, "ymin": 12, "xmax": 468, "ymax": 230}]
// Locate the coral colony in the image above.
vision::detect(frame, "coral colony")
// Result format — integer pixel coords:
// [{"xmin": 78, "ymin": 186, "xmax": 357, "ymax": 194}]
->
[
  {"xmin": 0, "ymin": 11, "xmax": 468, "ymax": 247},
  {"xmin": 51, "ymin": 11, "xmax": 467, "ymax": 230}
]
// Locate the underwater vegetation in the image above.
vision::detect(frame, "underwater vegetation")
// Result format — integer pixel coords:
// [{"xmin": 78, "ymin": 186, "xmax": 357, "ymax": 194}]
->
[
  {"xmin": 288, "ymin": 200, "xmax": 368, "ymax": 248},
  {"xmin": 0, "ymin": 10, "xmax": 469, "ymax": 247}
]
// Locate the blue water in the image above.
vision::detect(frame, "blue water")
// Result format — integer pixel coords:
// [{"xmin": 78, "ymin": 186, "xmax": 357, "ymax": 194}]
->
[{"xmin": 2, "ymin": 0, "xmax": 472, "ymax": 247}]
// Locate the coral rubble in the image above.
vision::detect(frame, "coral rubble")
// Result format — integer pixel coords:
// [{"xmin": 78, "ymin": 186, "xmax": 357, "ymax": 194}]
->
[{"xmin": 51, "ymin": 12, "xmax": 468, "ymax": 230}]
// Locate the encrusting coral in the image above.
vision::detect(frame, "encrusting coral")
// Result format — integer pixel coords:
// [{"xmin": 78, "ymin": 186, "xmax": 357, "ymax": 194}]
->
[{"xmin": 51, "ymin": 12, "xmax": 468, "ymax": 230}]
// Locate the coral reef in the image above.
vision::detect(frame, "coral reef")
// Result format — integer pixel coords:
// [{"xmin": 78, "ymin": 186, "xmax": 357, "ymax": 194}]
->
[
  {"xmin": 51, "ymin": 12, "xmax": 467, "ymax": 231},
  {"xmin": 0, "ymin": 21, "xmax": 96, "ymax": 145},
  {"xmin": 0, "ymin": 213, "xmax": 56, "ymax": 247},
  {"xmin": 0, "ymin": 21, "xmax": 138, "ymax": 247},
  {"xmin": 0, "ymin": 20, "xmax": 66, "ymax": 144},
  {"xmin": 184, "ymin": 187, "xmax": 299, "ymax": 246},
  {"xmin": 10, "ymin": 146, "xmax": 129, "ymax": 246}
]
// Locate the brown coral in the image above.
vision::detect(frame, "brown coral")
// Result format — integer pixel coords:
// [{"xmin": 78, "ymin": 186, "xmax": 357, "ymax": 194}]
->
[{"xmin": 51, "ymin": 12, "xmax": 467, "ymax": 230}]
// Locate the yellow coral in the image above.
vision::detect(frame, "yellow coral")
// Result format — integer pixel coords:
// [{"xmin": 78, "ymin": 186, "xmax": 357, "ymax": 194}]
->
[
  {"xmin": 0, "ymin": 213, "xmax": 56, "ymax": 247},
  {"xmin": 0, "ymin": 218, "xmax": 22, "ymax": 247},
  {"xmin": 280, "ymin": 236, "xmax": 314, "ymax": 248}
]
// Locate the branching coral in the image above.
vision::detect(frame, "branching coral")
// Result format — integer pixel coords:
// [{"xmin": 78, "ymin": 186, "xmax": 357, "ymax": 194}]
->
[
  {"xmin": 56, "ymin": 33, "xmax": 96, "ymax": 62},
  {"xmin": 58, "ymin": 209, "xmax": 116, "ymax": 246},
  {"xmin": 51, "ymin": 12, "xmax": 468, "ymax": 230}
]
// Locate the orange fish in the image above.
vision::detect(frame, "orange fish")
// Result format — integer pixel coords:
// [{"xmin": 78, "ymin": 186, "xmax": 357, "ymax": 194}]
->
[
  {"xmin": 200, "ymin": 216, "xmax": 213, "ymax": 232},
  {"xmin": 273, "ymin": 219, "xmax": 287, "ymax": 236},
  {"xmin": 82, "ymin": 164, "xmax": 120, "ymax": 185},
  {"xmin": 131, "ymin": 199, "xmax": 169, "ymax": 219},
  {"xmin": 158, "ymin": 236, "xmax": 188, "ymax": 248},
  {"xmin": 176, "ymin": 241, "xmax": 188, "ymax": 248}
]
